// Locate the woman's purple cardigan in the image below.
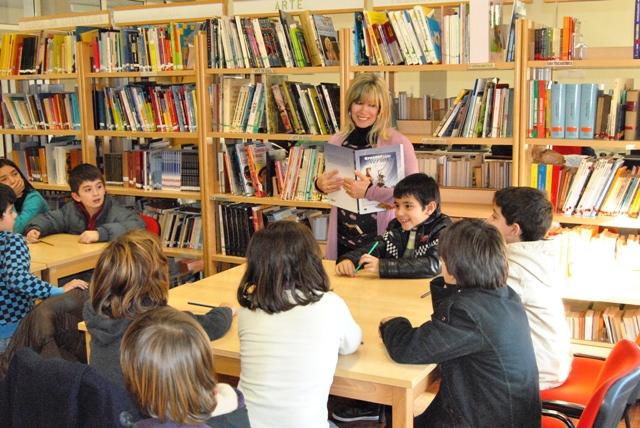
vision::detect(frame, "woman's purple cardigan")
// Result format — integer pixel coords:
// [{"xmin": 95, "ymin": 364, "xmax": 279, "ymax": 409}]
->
[{"xmin": 324, "ymin": 128, "xmax": 419, "ymax": 260}]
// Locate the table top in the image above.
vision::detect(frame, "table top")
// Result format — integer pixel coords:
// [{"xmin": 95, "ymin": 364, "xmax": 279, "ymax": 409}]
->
[
  {"xmin": 169, "ymin": 260, "xmax": 436, "ymax": 389},
  {"xmin": 28, "ymin": 234, "xmax": 108, "ymax": 266},
  {"xmin": 30, "ymin": 261, "xmax": 47, "ymax": 274}
]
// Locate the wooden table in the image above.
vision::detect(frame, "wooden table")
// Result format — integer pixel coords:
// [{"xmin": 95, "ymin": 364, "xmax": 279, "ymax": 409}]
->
[
  {"xmin": 30, "ymin": 261, "xmax": 47, "ymax": 279},
  {"xmin": 28, "ymin": 234, "xmax": 107, "ymax": 284},
  {"xmin": 169, "ymin": 260, "xmax": 437, "ymax": 428}
]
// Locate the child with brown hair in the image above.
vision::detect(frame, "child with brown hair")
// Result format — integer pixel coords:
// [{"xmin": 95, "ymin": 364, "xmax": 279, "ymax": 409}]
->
[
  {"xmin": 121, "ymin": 306, "xmax": 250, "ymax": 428},
  {"xmin": 237, "ymin": 221, "xmax": 362, "ymax": 428},
  {"xmin": 380, "ymin": 219, "xmax": 541, "ymax": 427},
  {"xmin": 84, "ymin": 229, "xmax": 232, "ymax": 387}
]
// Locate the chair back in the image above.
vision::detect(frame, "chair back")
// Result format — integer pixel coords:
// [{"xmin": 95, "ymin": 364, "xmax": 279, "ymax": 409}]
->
[
  {"xmin": 578, "ymin": 339, "xmax": 640, "ymax": 428},
  {"xmin": 140, "ymin": 214, "xmax": 161, "ymax": 236}
]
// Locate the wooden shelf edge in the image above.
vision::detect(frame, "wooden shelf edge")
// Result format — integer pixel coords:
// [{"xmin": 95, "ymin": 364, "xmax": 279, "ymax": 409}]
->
[
  {"xmin": 206, "ymin": 66, "xmax": 340, "ymax": 75},
  {"xmin": 553, "ymin": 214, "xmax": 640, "ymax": 229},
  {"xmin": 163, "ymin": 247, "xmax": 202, "ymax": 258},
  {"xmin": 208, "ymin": 131, "xmax": 329, "ymax": 141},
  {"xmin": 32, "ymin": 182, "xmax": 70, "ymax": 192},
  {"xmin": 211, "ymin": 254, "xmax": 245, "ymax": 264},
  {"xmin": 0, "ymin": 72, "xmax": 78, "ymax": 80},
  {"xmin": 408, "ymin": 135, "xmax": 513, "ymax": 145},
  {"xmin": 107, "ymin": 186, "xmax": 201, "ymax": 200},
  {"xmin": 92, "ymin": 130, "xmax": 198, "ymax": 139},
  {"xmin": 0, "ymin": 129, "xmax": 81, "ymax": 136},
  {"xmin": 441, "ymin": 202, "xmax": 492, "ymax": 219},
  {"xmin": 526, "ymin": 138, "xmax": 639, "ymax": 149},
  {"xmin": 351, "ymin": 63, "xmax": 515, "ymax": 72},
  {"xmin": 527, "ymin": 59, "xmax": 640, "ymax": 69},
  {"xmin": 89, "ymin": 70, "xmax": 196, "ymax": 78},
  {"xmin": 211, "ymin": 194, "xmax": 330, "ymax": 209}
]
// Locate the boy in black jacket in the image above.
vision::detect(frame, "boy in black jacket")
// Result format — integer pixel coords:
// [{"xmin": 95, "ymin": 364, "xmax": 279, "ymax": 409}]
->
[
  {"xmin": 335, "ymin": 173, "xmax": 451, "ymax": 278},
  {"xmin": 380, "ymin": 219, "xmax": 541, "ymax": 427}
]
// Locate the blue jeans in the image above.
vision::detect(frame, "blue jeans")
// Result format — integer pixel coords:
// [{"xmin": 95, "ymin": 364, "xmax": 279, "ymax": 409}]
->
[{"xmin": 0, "ymin": 336, "xmax": 11, "ymax": 353}]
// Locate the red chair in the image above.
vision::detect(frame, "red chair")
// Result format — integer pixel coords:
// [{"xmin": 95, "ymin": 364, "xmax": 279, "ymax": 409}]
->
[
  {"xmin": 541, "ymin": 339, "xmax": 640, "ymax": 428},
  {"xmin": 140, "ymin": 214, "xmax": 161, "ymax": 236}
]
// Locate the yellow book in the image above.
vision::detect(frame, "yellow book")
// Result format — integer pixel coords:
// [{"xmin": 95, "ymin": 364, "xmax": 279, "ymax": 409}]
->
[
  {"xmin": 545, "ymin": 163, "xmax": 553, "ymax": 197},
  {"xmin": 299, "ymin": 11, "xmax": 324, "ymax": 67},
  {"xmin": 530, "ymin": 163, "xmax": 538, "ymax": 189},
  {"xmin": 148, "ymin": 28, "xmax": 159, "ymax": 72},
  {"xmin": 364, "ymin": 11, "xmax": 389, "ymax": 65}
]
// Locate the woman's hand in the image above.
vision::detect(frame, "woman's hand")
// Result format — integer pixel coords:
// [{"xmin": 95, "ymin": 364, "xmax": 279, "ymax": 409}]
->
[
  {"xmin": 343, "ymin": 170, "xmax": 371, "ymax": 199},
  {"xmin": 316, "ymin": 169, "xmax": 344, "ymax": 194}
]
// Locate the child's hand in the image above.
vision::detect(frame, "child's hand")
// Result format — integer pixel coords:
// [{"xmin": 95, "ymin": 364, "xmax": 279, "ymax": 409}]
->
[
  {"xmin": 218, "ymin": 303, "xmax": 238, "ymax": 317},
  {"xmin": 358, "ymin": 254, "xmax": 380, "ymax": 275},
  {"xmin": 25, "ymin": 229, "xmax": 41, "ymax": 243},
  {"xmin": 62, "ymin": 279, "xmax": 89, "ymax": 293},
  {"xmin": 316, "ymin": 169, "xmax": 344, "ymax": 194},
  {"xmin": 78, "ymin": 231, "xmax": 100, "ymax": 244},
  {"xmin": 335, "ymin": 260, "xmax": 356, "ymax": 277},
  {"xmin": 343, "ymin": 170, "xmax": 371, "ymax": 199}
]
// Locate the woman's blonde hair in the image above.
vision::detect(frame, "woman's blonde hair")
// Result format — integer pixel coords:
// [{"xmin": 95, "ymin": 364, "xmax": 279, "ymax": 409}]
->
[
  {"xmin": 341, "ymin": 73, "xmax": 392, "ymax": 145},
  {"xmin": 121, "ymin": 306, "xmax": 218, "ymax": 425},
  {"xmin": 90, "ymin": 229, "xmax": 168, "ymax": 319}
]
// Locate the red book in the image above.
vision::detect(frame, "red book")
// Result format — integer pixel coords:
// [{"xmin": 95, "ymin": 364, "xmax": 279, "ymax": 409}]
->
[{"xmin": 550, "ymin": 164, "xmax": 562, "ymax": 210}]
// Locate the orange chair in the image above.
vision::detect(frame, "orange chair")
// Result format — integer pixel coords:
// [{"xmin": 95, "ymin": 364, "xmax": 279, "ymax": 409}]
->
[
  {"xmin": 140, "ymin": 213, "xmax": 161, "ymax": 236},
  {"xmin": 541, "ymin": 339, "xmax": 640, "ymax": 428}
]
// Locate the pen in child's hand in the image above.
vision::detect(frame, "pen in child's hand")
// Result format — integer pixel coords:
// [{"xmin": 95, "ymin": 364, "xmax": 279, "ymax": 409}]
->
[
  {"xmin": 355, "ymin": 241, "xmax": 380, "ymax": 272},
  {"xmin": 420, "ymin": 290, "xmax": 431, "ymax": 299}
]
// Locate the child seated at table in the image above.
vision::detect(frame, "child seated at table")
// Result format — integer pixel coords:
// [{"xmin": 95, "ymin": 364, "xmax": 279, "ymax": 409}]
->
[
  {"xmin": 487, "ymin": 186, "xmax": 571, "ymax": 390},
  {"xmin": 121, "ymin": 306, "xmax": 250, "ymax": 428},
  {"xmin": 0, "ymin": 158, "xmax": 49, "ymax": 234},
  {"xmin": 335, "ymin": 173, "xmax": 451, "ymax": 278},
  {"xmin": 83, "ymin": 229, "xmax": 233, "ymax": 387},
  {"xmin": 237, "ymin": 221, "xmax": 362, "ymax": 428},
  {"xmin": 379, "ymin": 219, "xmax": 540, "ymax": 427},
  {"xmin": 24, "ymin": 163, "xmax": 145, "ymax": 244},
  {"xmin": 0, "ymin": 184, "xmax": 87, "ymax": 353}
]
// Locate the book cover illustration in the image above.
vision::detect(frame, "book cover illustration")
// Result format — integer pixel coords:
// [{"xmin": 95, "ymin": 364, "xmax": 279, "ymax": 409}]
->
[
  {"xmin": 312, "ymin": 15, "xmax": 340, "ymax": 66},
  {"xmin": 325, "ymin": 144, "xmax": 404, "ymax": 214}
]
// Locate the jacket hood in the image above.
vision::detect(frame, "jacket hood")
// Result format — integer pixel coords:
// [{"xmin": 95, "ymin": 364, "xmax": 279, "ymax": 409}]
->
[
  {"xmin": 507, "ymin": 239, "xmax": 560, "ymax": 291},
  {"xmin": 82, "ymin": 300, "xmax": 131, "ymax": 347}
]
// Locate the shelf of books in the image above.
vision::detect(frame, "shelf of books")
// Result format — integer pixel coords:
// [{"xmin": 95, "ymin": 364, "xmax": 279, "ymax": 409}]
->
[
  {"xmin": 200, "ymin": 10, "xmax": 346, "ymax": 272},
  {"xmin": 519, "ymin": 15, "xmax": 640, "ymax": 354},
  {"xmin": 346, "ymin": 3, "xmax": 523, "ymax": 219}
]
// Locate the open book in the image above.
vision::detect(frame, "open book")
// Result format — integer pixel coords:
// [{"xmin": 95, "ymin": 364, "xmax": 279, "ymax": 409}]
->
[{"xmin": 325, "ymin": 144, "xmax": 404, "ymax": 214}]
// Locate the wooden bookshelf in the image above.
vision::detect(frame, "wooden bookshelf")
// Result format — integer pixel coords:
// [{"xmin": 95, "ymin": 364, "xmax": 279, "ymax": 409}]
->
[
  {"xmin": 0, "ymin": 72, "xmax": 78, "ymax": 80},
  {"xmin": 351, "ymin": 63, "xmax": 516, "ymax": 73},
  {"xmin": 206, "ymin": 66, "xmax": 340, "ymax": 75},
  {"xmin": 88, "ymin": 70, "xmax": 196, "ymax": 78},
  {"xmin": 91, "ymin": 130, "xmax": 199, "ymax": 139},
  {"xmin": 163, "ymin": 247, "xmax": 203, "ymax": 258},
  {"xmin": 571, "ymin": 340, "xmax": 613, "ymax": 359},
  {"xmin": 212, "ymin": 194, "xmax": 330, "ymax": 209},
  {"xmin": 406, "ymin": 135, "xmax": 513, "ymax": 145},
  {"xmin": 0, "ymin": 129, "xmax": 82, "ymax": 136},
  {"xmin": 553, "ymin": 214, "xmax": 640, "ymax": 229},
  {"xmin": 525, "ymin": 138, "xmax": 640, "ymax": 150},
  {"xmin": 107, "ymin": 187, "xmax": 202, "ymax": 200},
  {"xmin": 211, "ymin": 254, "xmax": 246, "ymax": 264},
  {"xmin": 208, "ymin": 131, "xmax": 330, "ymax": 141}
]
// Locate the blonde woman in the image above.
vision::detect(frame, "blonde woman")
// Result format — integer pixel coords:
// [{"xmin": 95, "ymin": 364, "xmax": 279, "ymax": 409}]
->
[
  {"xmin": 83, "ymin": 229, "xmax": 233, "ymax": 387},
  {"xmin": 315, "ymin": 73, "xmax": 418, "ymax": 261},
  {"xmin": 121, "ymin": 306, "xmax": 250, "ymax": 428}
]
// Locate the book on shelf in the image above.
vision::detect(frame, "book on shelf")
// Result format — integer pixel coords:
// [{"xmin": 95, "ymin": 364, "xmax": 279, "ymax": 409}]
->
[
  {"xmin": 92, "ymin": 82, "xmax": 197, "ymax": 132},
  {"xmin": 204, "ymin": 12, "xmax": 340, "ymax": 69},
  {"xmin": 0, "ymin": 84, "xmax": 80, "ymax": 131},
  {"xmin": 532, "ymin": 156, "xmax": 640, "ymax": 218},
  {"xmin": 635, "ymin": 0, "xmax": 640, "ymax": 59},
  {"xmin": 0, "ymin": 31, "xmax": 76, "ymax": 75},
  {"xmin": 98, "ymin": 138, "xmax": 199, "ymax": 192},
  {"xmin": 417, "ymin": 151, "xmax": 511, "ymax": 189},
  {"xmin": 11, "ymin": 136, "xmax": 82, "ymax": 185},
  {"xmin": 141, "ymin": 201, "xmax": 202, "ymax": 250},
  {"xmin": 217, "ymin": 200, "xmax": 327, "ymax": 256},
  {"xmin": 565, "ymin": 302, "xmax": 640, "ymax": 344},
  {"xmin": 324, "ymin": 144, "xmax": 403, "ymax": 214}
]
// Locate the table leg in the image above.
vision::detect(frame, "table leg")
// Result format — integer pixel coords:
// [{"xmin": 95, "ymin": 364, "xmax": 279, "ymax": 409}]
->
[{"xmin": 392, "ymin": 387, "xmax": 413, "ymax": 428}]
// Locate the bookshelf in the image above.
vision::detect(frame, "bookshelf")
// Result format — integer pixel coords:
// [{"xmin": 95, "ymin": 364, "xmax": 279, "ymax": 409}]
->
[
  {"xmin": 345, "ymin": 1, "xmax": 524, "ymax": 220},
  {"xmin": 519, "ymin": 15, "xmax": 640, "ymax": 355}
]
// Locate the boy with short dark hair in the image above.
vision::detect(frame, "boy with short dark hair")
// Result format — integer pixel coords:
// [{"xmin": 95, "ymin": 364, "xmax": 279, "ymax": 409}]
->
[
  {"xmin": 335, "ymin": 173, "xmax": 451, "ymax": 278},
  {"xmin": 0, "ymin": 184, "xmax": 87, "ymax": 352},
  {"xmin": 487, "ymin": 186, "xmax": 571, "ymax": 390},
  {"xmin": 380, "ymin": 219, "xmax": 540, "ymax": 427},
  {"xmin": 25, "ymin": 163, "xmax": 145, "ymax": 244}
]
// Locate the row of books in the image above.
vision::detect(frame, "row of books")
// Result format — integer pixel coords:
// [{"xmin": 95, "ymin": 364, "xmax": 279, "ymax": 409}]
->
[
  {"xmin": 528, "ymin": 16, "xmax": 582, "ymax": 61},
  {"xmin": 433, "ymin": 78, "xmax": 515, "ymax": 138},
  {"xmin": 92, "ymin": 83, "xmax": 197, "ymax": 132},
  {"xmin": 418, "ymin": 152, "xmax": 512, "ymax": 189},
  {"xmin": 565, "ymin": 303, "xmax": 640, "ymax": 344},
  {"xmin": 142, "ymin": 203, "xmax": 202, "ymax": 250},
  {"xmin": 212, "ymin": 77, "xmax": 340, "ymax": 135},
  {"xmin": 531, "ymin": 157, "xmax": 640, "ymax": 218},
  {"xmin": 11, "ymin": 137, "xmax": 82, "ymax": 185},
  {"xmin": 354, "ymin": 7, "xmax": 442, "ymax": 66},
  {"xmin": 99, "ymin": 138, "xmax": 199, "ymax": 191},
  {"xmin": 221, "ymin": 140, "xmax": 324, "ymax": 202},
  {"xmin": 0, "ymin": 32, "xmax": 76, "ymax": 75},
  {"xmin": 1, "ymin": 88, "xmax": 81, "ymax": 131},
  {"xmin": 217, "ymin": 201, "xmax": 326, "ymax": 256},
  {"xmin": 80, "ymin": 23, "xmax": 198, "ymax": 73},
  {"xmin": 552, "ymin": 225, "xmax": 640, "ymax": 276},
  {"xmin": 527, "ymin": 77, "xmax": 634, "ymax": 141},
  {"xmin": 203, "ymin": 11, "xmax": 339, "ymax": 69},
  {"xmin": 394, "ymin": 92, "xmax": 447, "ymax": 121}
]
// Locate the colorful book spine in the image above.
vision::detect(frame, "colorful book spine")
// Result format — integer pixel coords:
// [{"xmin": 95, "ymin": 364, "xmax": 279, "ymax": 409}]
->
[
  {"xmin": 578, "ymin": 83, "xmax": 598, "ymax": 139},
  {"xmin": 635, "ymin": 0, "xmax": 640, "ymax": 59},
  {"xmin": 550, "ymin": 83, "xmax": 565, "ymax": 139},
  {"xmin": 564, "ymin": 83, "xmax": 581, "ymax": 139}
]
